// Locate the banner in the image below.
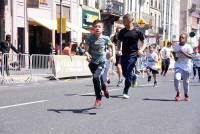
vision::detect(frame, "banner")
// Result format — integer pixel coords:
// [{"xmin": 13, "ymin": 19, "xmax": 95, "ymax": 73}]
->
[
  {"xmin": 57, "ymin": 17, "xmax": 66, "ymax": 33},
  {"xmin": 53, "ymin": 55, "xmax": 92, "ymax": 78}
]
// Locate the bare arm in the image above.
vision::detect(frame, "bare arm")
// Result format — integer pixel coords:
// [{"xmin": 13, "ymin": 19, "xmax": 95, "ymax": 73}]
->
[
  {"xmin": 138, "ymin": 40, "xmax": 147, "ymax": 56},
  {"xmin": 180, "ymin": 50, "xmax": 192, "ymax": 59},
  {"xmin": 84, "ymin": 44, "xmax": 92, "ymax": 62},
  {"xmin": 108, "ymin": 42, "xmax": 116, "ymax": 63}
]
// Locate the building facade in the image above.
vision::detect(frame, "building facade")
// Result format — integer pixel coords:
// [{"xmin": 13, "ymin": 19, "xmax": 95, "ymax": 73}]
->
[
  {"xmin": 150, "ymin": 0, "xmax": 162, "ymax": 35},
  {"xmin": 171, "ymin": 0, "xmax": 180, "ymax": 41},
  {"xmin": 100, "ymin": 0, "xmax": 124, "ymax": 36},
  {"xmin": 190, "ymin": 0, "xmax": 200, "ymax": 46}
]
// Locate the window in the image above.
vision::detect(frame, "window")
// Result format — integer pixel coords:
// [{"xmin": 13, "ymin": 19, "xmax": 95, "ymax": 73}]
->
[
  {"xmin": 95, "ymin": 0, "xmax": 99, "ymax": 9},
  {"xmin": 130, "ymin": 0, "xmax": 132, "ymax": 11},
  {"xmin": 151, "ymin": 0, "xmax": 153, "ymax": 7},
  {"xmin": 83, "ymin": 0, "xmax": 88, "ymax": 6},
  {"xmin": 155, "ymin": 0, "xmax": 157, "ymax": 8},
  {"xmin": 159, "ymin": 2, "xmax": 161, "ymax": 10}
]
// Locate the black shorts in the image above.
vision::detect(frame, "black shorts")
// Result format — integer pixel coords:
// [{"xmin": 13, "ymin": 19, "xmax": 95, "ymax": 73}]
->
[
  {"xmin": 147, "ymin": 66, "xmax": 159, "ymax": 74},
  {"xmin": 115, "ymin": 55, "xmax": 121, "ymax": 66}
]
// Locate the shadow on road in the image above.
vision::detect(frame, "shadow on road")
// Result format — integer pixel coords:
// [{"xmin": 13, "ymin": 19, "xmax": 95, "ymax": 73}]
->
[
  {"xmin": 143, "ymin": 98, "xmax": 176, "ymax": 102},
  {"xmin": 109, "ymin": 95, "xmax": 123, "ymax": 99},
  {"xmin": 64, "ymin": 93, "xmax": 78, "ymax": 96},
  {"xmin": 80, "ymin": 94, "xmax": 124, "ymax": 99},
  {"xmin": 47, "ymin": 107, "xmax": 97, "ymax": 115}
]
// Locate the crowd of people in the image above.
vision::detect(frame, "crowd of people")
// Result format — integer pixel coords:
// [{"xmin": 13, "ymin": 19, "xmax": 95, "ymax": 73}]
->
[
  {"xmin": 83, "ymin": 13, "xmax": 200, "ymax": 107},
  {"xmin": 0, "ymin": 13, "xmax": 199, "ymax": 108}
]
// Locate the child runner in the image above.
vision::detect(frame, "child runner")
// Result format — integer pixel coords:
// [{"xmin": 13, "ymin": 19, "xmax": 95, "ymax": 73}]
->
[
  {"xmin": 146, "ymin": 45, "xmax": 159, "ymax": 87},
  {"xmin": 174, "ymin": 33, "xmax": 193, "ymax": 101},
  {"xmin": 85, "ymin": 20, "xmax": 115, "ymax": 107},
  {"xmin": 192, "ymin": 47, "xmax": 200, "ymax": 81}
]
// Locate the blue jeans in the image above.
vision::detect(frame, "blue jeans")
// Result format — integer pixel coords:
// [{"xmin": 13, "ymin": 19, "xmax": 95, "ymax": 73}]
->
[{"xmin": 121, "ymin": 55, "xmax": 137, "ymax": 94}]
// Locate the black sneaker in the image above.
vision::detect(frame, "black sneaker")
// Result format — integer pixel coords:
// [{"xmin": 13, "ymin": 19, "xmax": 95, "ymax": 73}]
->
[
  {"xmin": 154, "ymin": 81, "xmax": 158, "ymax": 87},
  {"xmin": 148, "ymin": 76, "xmax": 152, "ymax": 82},
  {"xmin": 107, "ymin": 79, "xmax": 110, "ymax": 84}
]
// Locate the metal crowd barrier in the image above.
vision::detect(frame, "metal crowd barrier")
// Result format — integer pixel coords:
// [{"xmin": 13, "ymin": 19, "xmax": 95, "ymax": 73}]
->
[
  {"xmin": 0, "ymin": 53, "xmax": 56, "ymax": 84},
  {"xmin": 0, "ymin": 53, "xmax": 2, "ymax": 81},
  {"xmin": 1, "ymin": 53, "xmax": 31, "ymax": 84},
  {"xmin": 30, "ymin": 54, "xmax": 55, "ymax": 79}
]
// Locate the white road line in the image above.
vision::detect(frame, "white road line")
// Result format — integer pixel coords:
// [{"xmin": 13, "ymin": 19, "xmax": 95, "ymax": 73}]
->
[{"xmin": 0, "ymin": 100, "xmax": 48, "ymax": 110}]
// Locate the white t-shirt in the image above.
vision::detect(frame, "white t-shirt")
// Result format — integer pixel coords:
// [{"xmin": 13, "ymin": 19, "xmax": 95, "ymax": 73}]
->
[
  {"xmin": 160, "ymin": 47, "xmax": 171, "ymax": 59},
  {"xmin": 174, "ymin": 43, "xmax": 193, "ymax": 72},
  {"xmin": 146, "ymin": 52, "xmax": 158, "ymax": 70},
  {"xmin": 192, "ymin": 53, "xmax": 200, "ymax": 67}
]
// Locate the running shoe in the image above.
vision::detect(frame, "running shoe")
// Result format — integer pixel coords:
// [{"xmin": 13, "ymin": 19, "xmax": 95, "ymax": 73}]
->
[
  {"xmin": 132, "ymin": 81, "xmax": 138, "ymax": 87},
  {"xmin": 148, "ymin": 76, "xmax": 152, "ymax": 82},
  {"xmin": 122, "ymin": 94, "xmax": 130, "ymax": 99},
  {"xmin": 154, "ymin": 81, "xmax": 158, "ymax": 87},
  {"xmin": 184, "ymin": 95, "xmax": 190, "ymax": 101},
  {"xmin": 103, "ymin": 89, "xmax": 110, "ymax": 98},
  {"xmin": 94, "ymin": 99, "xmax": 102, "ymax": 107},
  {"xmin": 107, "ymin": 79, "xmax": 110, "ymax": 84},
  {"xmin": 175, "ymin": 94, "xmax": 181, "ymax": 101}
]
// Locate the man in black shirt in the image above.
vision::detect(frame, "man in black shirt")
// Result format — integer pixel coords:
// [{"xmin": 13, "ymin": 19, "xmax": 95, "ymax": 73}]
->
[
  {"xmin": 0, "ymin": 35, "xmax": 19, "ymax": 76},
  {"xmin": 118, "ymin": 14, "xmax": 147, "ymax": 99}
]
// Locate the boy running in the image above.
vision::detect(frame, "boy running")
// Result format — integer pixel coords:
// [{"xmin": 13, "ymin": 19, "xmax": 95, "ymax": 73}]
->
[
  {"xmin": 174, "ymin": 33, "xmax": 193, "ymax": 101},
  {"xmin": 146, "ymin": 45, "xmax": 159, "ymax": 87},
  {"xmin": 192, "ymin": 47, "xmax": 200, "ymax": 81},
  {"xmin": 85, "ymin": 20, "xmax": 115, "ymax": 107}
]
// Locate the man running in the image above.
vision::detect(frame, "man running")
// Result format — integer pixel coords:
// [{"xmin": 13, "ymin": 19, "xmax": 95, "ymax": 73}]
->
[
  {"xmin": 174, "ymin": 33, "xmax": 193, "ymax": 101},
  {"xmin": 118, "ymin": 14, "xmax": 147, "ymax": 99}
]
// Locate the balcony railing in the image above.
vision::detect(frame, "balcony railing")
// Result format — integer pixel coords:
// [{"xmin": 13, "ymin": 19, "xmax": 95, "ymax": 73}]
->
[{"xmin": 103, "ymin": 0, "xmax": 124, "ymax": 16}]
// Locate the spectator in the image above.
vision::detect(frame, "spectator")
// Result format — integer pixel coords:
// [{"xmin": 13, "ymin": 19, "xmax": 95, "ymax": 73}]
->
[
  {"xmin": 78, "ymin": 43, "xmax": 86, "ymax": 56},
  {"xmin": 71, "ymin": 42, "xmax": 78, "ymax": 56},
  {"xmin": 0, "ymin": 34, "xmax": 19, "ymax": 76},
  {"xmin": 63, "ymin": 43, "xmax": 71, "ymax": 55}
]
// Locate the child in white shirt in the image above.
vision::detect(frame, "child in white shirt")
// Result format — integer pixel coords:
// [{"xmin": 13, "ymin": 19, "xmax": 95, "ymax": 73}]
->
[
  {"xmin": 174, "ymin": 33, "xmax": 193, "ymax": 101},
  {"xmin": 146, "ymin": 45, "xmax": 159, "ymax": 87},
  {"xmin": 192, "ymin": 47, "xmax": 200, "ymax": 81}
]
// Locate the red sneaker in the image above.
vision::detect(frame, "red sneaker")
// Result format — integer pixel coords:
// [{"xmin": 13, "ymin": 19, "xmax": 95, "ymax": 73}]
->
[
  {"xmin": 184, "ymin": 96, "xmax": 190, "ymax": 101},
  {"xmin": 94, "ymin": 99, "xmax": 102, "ymax": 107},
  {"xmin": 103, "ymin": 90, "xmax": 110, "ymax": 98},
  {"xmin": 175, "ymin": 95, "xmax": 181, "ymax": 101}
]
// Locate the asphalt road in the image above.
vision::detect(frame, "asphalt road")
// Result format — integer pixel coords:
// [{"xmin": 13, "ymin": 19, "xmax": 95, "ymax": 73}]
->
[{"xmin": 0, "ymin": 72, "xmax": 200, "ymax": 134}]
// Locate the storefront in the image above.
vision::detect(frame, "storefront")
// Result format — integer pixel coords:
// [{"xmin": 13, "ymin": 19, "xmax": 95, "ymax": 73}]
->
[
  {"xmin": 82, "ymin": 8, "xmax": 99, "ymax": 42},
  {"xmin": 82, "ymin": 9, "xmax": 99, "ymax": 30},
  {"xmin": 55, "ymin": 4, "xmax": 71, "ymax": 49},
  {"xmin": 27, "ymin": 1, "xmax": 55, "ymax": 54}
]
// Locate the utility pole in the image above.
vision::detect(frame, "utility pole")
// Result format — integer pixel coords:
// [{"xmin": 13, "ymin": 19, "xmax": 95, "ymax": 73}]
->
[
  {"xmin": 60, "ymin": 0, "xmax": 63, "ymax": 54},
  {"xmin": 24, "ymin": 0, "xmax": 28, "ymax": 54}
]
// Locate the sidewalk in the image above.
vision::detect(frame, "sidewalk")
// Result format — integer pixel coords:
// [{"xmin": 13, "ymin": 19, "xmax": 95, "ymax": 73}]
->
[{"xmin": 0, "ymin": 75, "xmax": 51, "ymax": 84}]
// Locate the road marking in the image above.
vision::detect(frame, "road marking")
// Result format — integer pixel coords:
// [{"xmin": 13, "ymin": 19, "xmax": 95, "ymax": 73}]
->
[{"xmin": 0, "ymin": 100, "xmax": 48, "ymax": 110}]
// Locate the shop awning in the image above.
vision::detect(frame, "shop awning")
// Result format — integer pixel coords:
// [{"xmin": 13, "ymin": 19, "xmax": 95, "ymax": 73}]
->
[
  {"xmin": 66, "ymin": 22, "xmax": 90, "ymax": 34},
  {"xmin": 28, "ymin": 15, "xmax": 57, "ymax": 30}
]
